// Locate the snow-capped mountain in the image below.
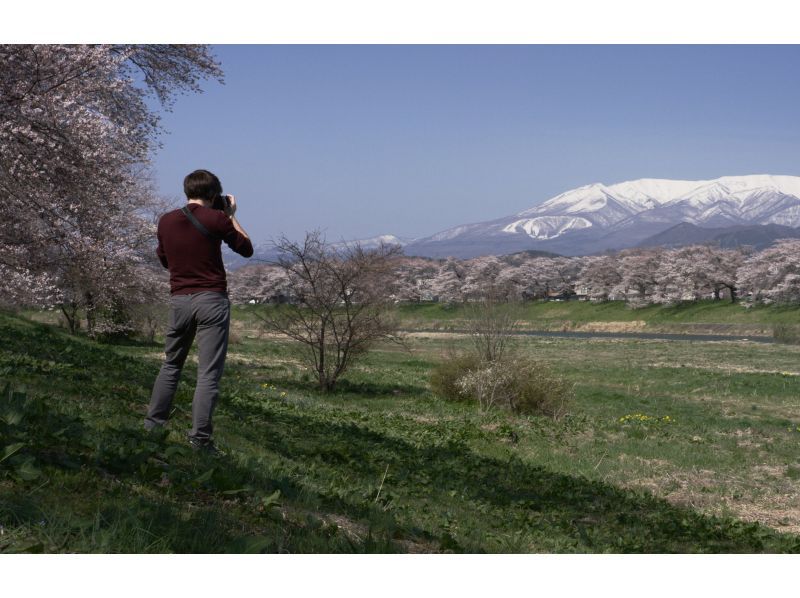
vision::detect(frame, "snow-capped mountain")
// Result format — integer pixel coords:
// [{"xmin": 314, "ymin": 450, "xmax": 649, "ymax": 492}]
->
[
  {"xmin": 404, "ymin": 175, "xmax": 800, "ymax": 258},
  {"xmin": 330, "ymin": 234, "xmax": 410, "ymax": 250}
]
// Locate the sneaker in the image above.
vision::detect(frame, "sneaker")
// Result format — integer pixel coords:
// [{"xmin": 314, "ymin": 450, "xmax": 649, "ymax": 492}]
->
[{"xmin": 188, "ymin": 437, "xmax": 224, "ymax": 456}]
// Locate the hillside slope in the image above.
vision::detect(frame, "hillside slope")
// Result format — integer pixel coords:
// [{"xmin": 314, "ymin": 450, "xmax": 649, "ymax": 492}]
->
[{"xmin": 2, "ymin": 312, "xmax": 799, "ymax": 553}]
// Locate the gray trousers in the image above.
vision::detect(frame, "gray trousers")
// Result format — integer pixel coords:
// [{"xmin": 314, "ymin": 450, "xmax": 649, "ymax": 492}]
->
[{"xmin": 145, "ymin": 291, "xmax": 230, "ymax": 442}]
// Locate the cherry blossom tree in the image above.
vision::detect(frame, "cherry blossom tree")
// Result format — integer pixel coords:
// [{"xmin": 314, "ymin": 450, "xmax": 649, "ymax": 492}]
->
[
  {"xmin": 611, "ymin": 249, "xmax": 662, "ymax": 307},
  {"xmin": 228, "ymin": 263, "xmax": 293, "ymax": 304},
  {"xmin": 388, "ymin": 256, "xmax": 441, "ymax": 302},
  {"xmin": 430, "ymin": 257, "xmax": 468, "ymax": 303},
  {"xmin": 636, "ymin": 244, "xmax": 743, "ymax": 305},
  {"xmin": 460, "ymin": 255, "xmax": 507, "ymax": 301},
  {"xmin": 704, "ymin": 245, "xmax": 747, "ymax": 302},
  {"xmin": 0, "ymin": 44, "xmax": 222, "ymax": 333},
  {"xmin": 575, "ymin": 254, "xmax": 623, "ymax": 301},
  {"xmin": 651, "ymin": 247, "xmax": 708, "ymax": 304},
  {"xmin": 502, "ymin": 257, "xmax": 572, "ymax": 300},
  {"xmin": 493, "ymin": 263, "xmax": 528, "ymax": 301},
  {"xmin": 546, "ymin": 256, "xmax": 582, "ymax": 296},
  {"xmin": 737, "ymin": 239, "xmax": 800, "ymax": 304}
]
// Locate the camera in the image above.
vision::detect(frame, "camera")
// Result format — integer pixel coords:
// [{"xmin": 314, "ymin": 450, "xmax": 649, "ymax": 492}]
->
[{"xmin": 211, "ymin": 193, "xmax": 230, "ymax": 211}]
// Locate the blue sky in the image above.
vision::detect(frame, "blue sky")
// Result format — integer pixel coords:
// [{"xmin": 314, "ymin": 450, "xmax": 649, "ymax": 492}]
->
[{"xmin": 151, "ymin": 45, "xmax": 800, "ymax": 245}]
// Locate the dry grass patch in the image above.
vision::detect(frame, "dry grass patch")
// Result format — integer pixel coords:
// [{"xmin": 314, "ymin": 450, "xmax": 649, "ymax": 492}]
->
[
  {"xmin": 646, "ymin": 361, "xmax": 800, "ymax": 377},
  {"xmin": 226, "ymin": 351, "xmax": 304, "ymax": 369},
  {"xmin": 621, "ymin": 461, "xmax": 800, "ymax": 534},
  {"xmin": 573, "ymin": 321, "xmax": 647, "ymax": 333},
  {"xmin": 404, "ymin": 331, "xmax": 471, "ymax": 340}
]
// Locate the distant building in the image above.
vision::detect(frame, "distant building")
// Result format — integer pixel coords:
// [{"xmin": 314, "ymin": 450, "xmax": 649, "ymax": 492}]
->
[{"xmin": 545, "ymin": 290, "xmax": 573, "ymax": 302}]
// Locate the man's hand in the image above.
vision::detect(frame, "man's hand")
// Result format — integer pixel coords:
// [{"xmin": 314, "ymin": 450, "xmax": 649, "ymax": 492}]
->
[
  {"xmin": 224, "ymin": 194, "xmax": 237, "ymax": 218},
  {"xmin": 224, "ymin": 194, "xmax": 251, "ymax": 242}
]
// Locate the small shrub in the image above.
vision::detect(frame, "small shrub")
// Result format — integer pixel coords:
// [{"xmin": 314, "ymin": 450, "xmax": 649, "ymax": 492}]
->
[
  {"xmin": 506, "ymin": 356, "xmax": 573, "ymax": 418},
  {"xmin": 455, "ymin": 360, "xmax": 514, "ymax": 411},
  {"xmin": 430, "ymin": 352, "xmax": 573, "ymax": 418},
  {"xmin": 429, "ymin": 350, "xmax": 481, "ymax": 402}
]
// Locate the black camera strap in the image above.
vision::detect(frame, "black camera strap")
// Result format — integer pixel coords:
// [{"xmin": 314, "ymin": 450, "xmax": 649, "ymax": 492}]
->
[{"xmin": 181, "ymin": 206, "xmax": 220, "ymax": 241}]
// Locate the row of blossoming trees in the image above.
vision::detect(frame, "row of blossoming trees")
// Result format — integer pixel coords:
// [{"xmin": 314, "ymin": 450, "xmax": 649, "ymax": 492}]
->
[
  {"xmin": 0, "ymin": 44, "xmax": 222, "ymax": 334},
  {"xmin": 230, "ymin": 238, "xmax": 800, "ymax": 308}
]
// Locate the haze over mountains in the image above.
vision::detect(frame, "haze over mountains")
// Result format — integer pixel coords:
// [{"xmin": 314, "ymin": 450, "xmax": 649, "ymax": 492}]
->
[{"xmin": 227, "ymin": 175, "xmax": 800, "ymax": 267}]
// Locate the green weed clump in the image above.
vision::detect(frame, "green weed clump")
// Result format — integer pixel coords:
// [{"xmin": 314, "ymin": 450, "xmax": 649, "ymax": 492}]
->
[
  {"xmin": 505, "ymin": 357, "xmax": 573, "ymax": 418},
  {"xmin": 429, "ymin": 351, "xmax": 481, "ymax": 403},
  {"xmin": 0, "ymin": 385, "xmax": 43, "ymax": 484}
]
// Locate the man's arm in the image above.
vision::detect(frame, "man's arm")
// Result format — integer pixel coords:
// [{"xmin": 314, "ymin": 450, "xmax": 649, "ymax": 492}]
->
[
  {"xmin": 220, "ymin": 194, "xmax": 254, "ymax": 257},
  {"xmin": 229, "ymin": 215, "xmax": 250, "ymax": 243},
  {"xmin": 156, "ymin": 228, "xmax": 169, "ymax": 268}
]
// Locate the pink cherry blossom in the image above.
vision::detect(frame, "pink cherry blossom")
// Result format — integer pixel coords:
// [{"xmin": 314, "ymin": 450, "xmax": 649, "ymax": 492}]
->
[{"xmin": 1, "ymin": 45, "xmax": 222, "ymax": 334}]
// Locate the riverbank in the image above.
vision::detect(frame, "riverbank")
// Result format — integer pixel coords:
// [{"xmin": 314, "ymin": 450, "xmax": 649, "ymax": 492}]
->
[{"xmin": 390, "ymin": 300, "xmax": 800, "ymax": 338}]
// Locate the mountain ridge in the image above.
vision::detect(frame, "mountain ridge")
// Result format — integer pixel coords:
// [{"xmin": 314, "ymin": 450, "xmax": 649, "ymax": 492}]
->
[
  {"xmin": 637, "ymin": 222, "xmax": 800, "ymax": 251},
  {"xmin": 403, "ymin": 174, "xmax": 800, "ymax": 258}
]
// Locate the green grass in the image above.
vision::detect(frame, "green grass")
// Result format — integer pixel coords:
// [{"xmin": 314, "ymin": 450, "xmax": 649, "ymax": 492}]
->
[
  {"xmin": 2, "ymin": 310, "xmax": 800, "ymax": 553},
  {"xmin": 383, "ymin": 300, "xmax": 800, "ymax": 335}
]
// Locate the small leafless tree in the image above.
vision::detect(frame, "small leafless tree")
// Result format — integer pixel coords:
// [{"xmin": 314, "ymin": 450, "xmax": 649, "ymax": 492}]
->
[
  {"xmin": 464, "ymin": 289, "xmax": 523, "ymax": 362},
  {"xmin": 257, "ymin": 230, "xmax": 407, "ymax": 392}
]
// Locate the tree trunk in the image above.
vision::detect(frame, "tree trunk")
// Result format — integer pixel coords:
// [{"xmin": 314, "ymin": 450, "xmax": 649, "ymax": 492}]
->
[
  {"xmin": 85, "ymin": 291, "xmax": 96, "ymax": 336},
  {"xmin": 61, "ymin": 303, "xmax": 79, "ymax": 334},
  {"xmin": 317, "ymin": 325, "xmax": 326, "ymax": 390}
]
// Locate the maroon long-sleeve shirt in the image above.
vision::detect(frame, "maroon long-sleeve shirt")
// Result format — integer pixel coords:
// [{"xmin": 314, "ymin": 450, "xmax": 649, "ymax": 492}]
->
[{"xmin": 156, "ymin": 203, "xmax": 254, "ymax": 295}]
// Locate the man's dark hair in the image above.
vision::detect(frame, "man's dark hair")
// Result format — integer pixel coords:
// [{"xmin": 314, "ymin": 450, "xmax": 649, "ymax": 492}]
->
[{"xmin": 184, "ymin": 169, "xmax": 222, "ymax": 201}]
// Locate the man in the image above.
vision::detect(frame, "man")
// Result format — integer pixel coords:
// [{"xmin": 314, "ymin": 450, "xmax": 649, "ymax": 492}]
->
[{"xmin": 144, "ymin": 169, "xmax": 254, "ymax": 454}]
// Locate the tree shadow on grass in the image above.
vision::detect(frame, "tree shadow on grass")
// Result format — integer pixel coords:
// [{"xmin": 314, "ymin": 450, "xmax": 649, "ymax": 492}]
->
[
  {"xmin": 0, "ymin": 316, "xmax": 397, "ymax": 552},
  {"xmin": 222, "ymin": 399, "xmax": 800, "ymax": 553},
  {"xmin": 0, "ymin": 391, "xmax": 396, "ymax": 554},
  {"xmin": 1, "ymin": 316, "xmax": 154, "ymax": 385},
  {"xmin": 4, "ymin": 376, "xmax": 798, "ymax": 553},
  {"xmin": 97, "ymin": 336, "xmax": 162, "ymax": 349},
  {"xmin": 224, "ymin": 361, "xmax": 428, "ymax": 399},
  {"xmin": 1, "ymin": 486, "xmax": 391, "ymax": 553},
  {"xmin": 324, "ymin": 377, "xmax": 427, "ymax": 398}
]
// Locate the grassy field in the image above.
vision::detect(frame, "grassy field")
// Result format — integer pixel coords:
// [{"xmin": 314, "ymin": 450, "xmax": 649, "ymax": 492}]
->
[
  {"xmin": 223, "ymin": 300, "xmax": 800, "ymax": 338},
  {"xmin": 407, "ymin": 299, "xmax": 800, "ymax": 336},
  {"xmin": 2, "ymin": 309, "xmax": 800, "ymax": 553}
]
